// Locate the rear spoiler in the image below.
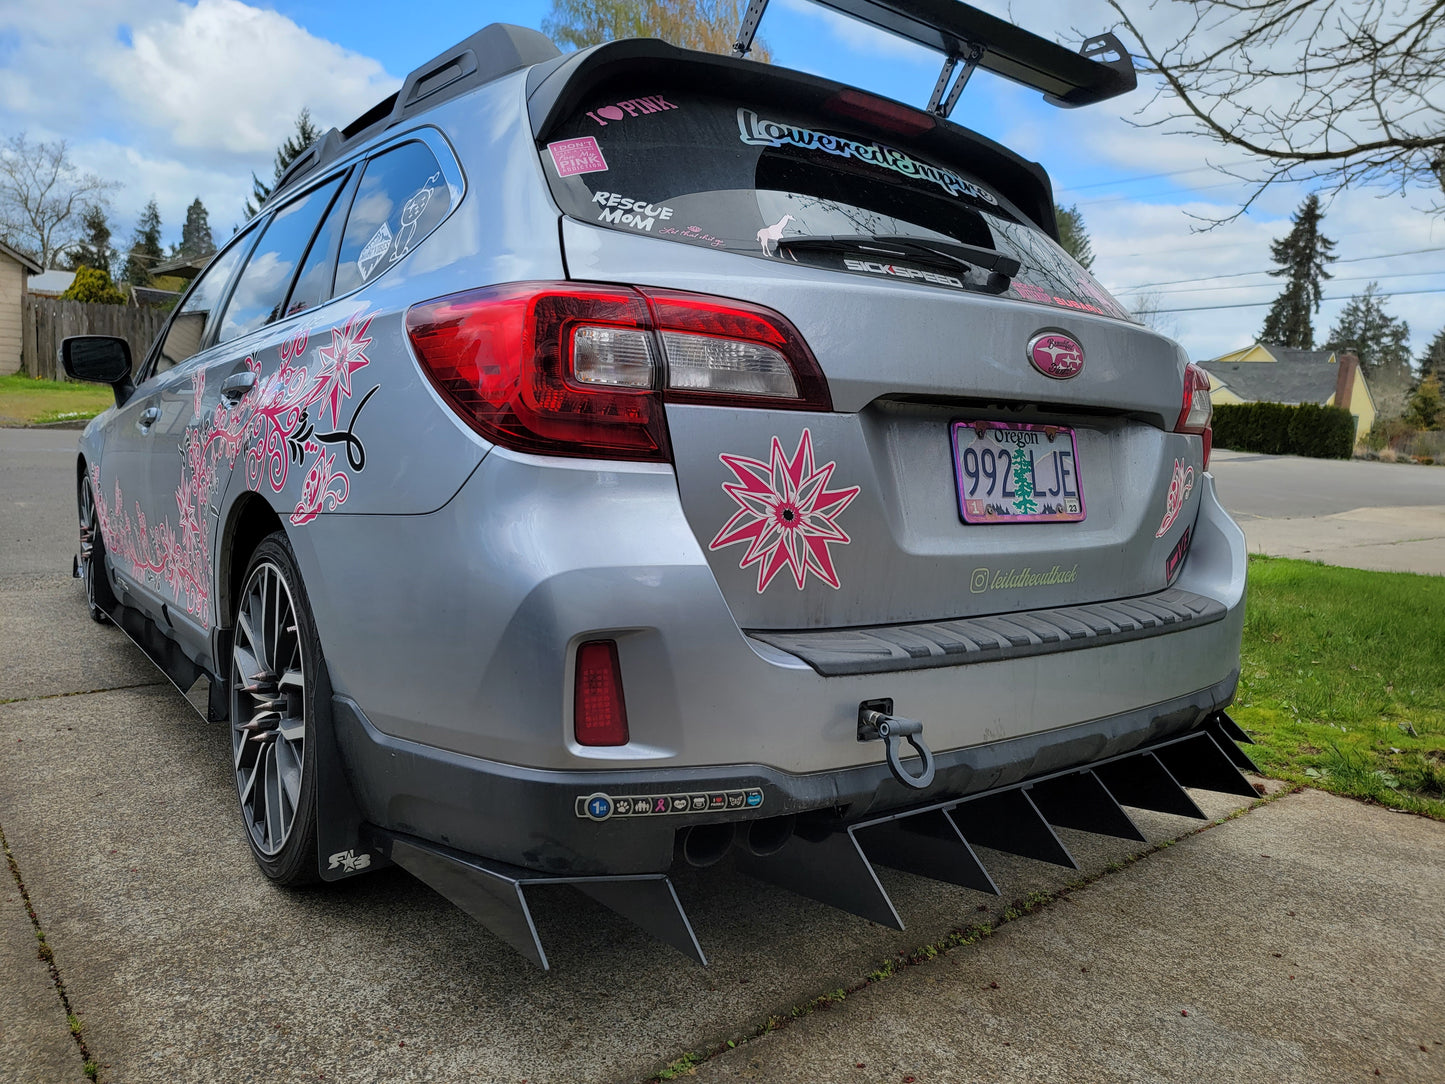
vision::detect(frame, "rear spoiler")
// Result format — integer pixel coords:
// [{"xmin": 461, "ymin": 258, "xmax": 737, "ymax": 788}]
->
[{"xmin": 735, "ymin": 0, "xmax": 1136, "ymax": 115}]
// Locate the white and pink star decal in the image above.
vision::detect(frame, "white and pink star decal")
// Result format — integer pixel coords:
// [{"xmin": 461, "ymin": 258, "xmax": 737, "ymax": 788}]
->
[{"xmin": 709, "ymin": 429, "xmax": 861, "ymax": 592}]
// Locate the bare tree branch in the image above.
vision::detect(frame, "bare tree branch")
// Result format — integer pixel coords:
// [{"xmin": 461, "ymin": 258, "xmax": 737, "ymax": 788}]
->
[
  {"xmin": 1107, "ymin": 1, "xmax": 1445, "ymax": 222},
  {"xmin": 0, "ymin": 134, "xmax": 119, "ymax": 268}
]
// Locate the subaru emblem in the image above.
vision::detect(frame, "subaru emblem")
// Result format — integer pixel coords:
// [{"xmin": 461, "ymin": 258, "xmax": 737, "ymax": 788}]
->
[{"xmin": 1028, "ymin": 331, "xmax": 1085, "ymax": 379}]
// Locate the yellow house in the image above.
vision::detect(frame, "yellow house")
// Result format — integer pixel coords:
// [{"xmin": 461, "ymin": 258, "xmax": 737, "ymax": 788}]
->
[
  {"xmin": 0, "ymin": 240, "xmax": 41, "ymax": 376},
  {"xmin": 1199, "ymin": 343, "xmax": 1375, "ymax": 440}
]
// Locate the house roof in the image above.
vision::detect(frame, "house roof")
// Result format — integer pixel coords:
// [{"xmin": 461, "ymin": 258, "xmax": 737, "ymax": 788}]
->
[
  {"xmin": 130, "ymin": 285, "xmax": 181, "ymax": 307},
  {"xmin": 26, "ymin": 268, "xmax": 76, "ymax": 296},
  {"xmin": 0, "ymin": 240, "xmax": 42, "ymax": 275},
  {"xmin": 152, "ymin": 253, "xmax": 212, "ymax": 281},
  {"xmin": 1199, "ymin": 345, "xmax": 1345, "ymax": 406}
]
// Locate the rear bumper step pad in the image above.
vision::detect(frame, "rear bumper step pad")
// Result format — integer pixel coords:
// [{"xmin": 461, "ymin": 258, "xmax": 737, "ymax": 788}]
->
[
  {"xmin": 378, "ymin": 719, "xmax": 1255, "ymax": 966},
  {"xmin": 749, "ymin": 587, "xmax": 1227, "ymax": 675}
]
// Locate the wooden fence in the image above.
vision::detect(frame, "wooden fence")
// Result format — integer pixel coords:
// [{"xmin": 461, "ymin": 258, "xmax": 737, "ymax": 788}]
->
[{"xmin": 21, "ymin": 297, "xmax": 167, "ymax": 381}]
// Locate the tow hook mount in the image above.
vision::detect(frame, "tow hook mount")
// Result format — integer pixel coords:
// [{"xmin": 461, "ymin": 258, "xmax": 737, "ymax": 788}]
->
[{"xmin": 858, "ymin": 699, "xmax": 936, "ymax": 790}]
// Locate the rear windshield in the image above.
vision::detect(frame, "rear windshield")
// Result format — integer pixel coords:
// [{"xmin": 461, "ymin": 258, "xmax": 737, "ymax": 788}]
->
[{"xmin": 541, "ymin": 86, "xmax": 1131, "ymax": 322}]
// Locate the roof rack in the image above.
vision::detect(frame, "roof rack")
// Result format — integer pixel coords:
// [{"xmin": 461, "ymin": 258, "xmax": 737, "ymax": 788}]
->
[
  {"xmin": 732, "ymin": 0, "xmax": 1135, "ymax": 115},
  {"xmin": 266, "ymin": 23, "xmax": 560, "ymax": 206}
]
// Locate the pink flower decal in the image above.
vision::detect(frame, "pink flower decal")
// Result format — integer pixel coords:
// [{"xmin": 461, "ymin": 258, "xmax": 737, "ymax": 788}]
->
[
  {"xmin": 1155, "ymin": 457, "xmax": 1196, "ymax": 538},
  {"xmin": 709, "ymin": 429, "xmax": 860, "ymax": 592}
]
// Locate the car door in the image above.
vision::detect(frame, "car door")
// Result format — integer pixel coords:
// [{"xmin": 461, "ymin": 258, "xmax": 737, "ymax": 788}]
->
[
  {"xmin": 146, "ymin": 173, "xmax": 349, "ymax": 659},
  {"xmin": 112, "ymin": 225, "xmax": 260, "ymax": 631}
]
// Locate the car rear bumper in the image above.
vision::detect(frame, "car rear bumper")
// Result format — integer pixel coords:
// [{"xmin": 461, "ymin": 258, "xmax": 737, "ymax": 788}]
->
[{"xmin": 333, "ymin": 667, "xmax": 1239, "ymax": 875}]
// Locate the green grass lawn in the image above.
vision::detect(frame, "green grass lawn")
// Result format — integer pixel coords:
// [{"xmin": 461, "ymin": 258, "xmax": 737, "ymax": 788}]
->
[
  {"xmin": 1235, "ymin": 555, "xmax": 1445, "ymax": 819},
  {"xmin": 0, "ymin": 374, "xmax": 113, "ymax": 425}
]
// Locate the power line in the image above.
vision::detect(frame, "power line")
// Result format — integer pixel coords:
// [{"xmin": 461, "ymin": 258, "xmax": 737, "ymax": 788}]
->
[
  {"xmin": 1109, "ymin": 224, "xmax": 1445, "ymax": 263},
  {"xmin": 1135, "ymin": 267, "xmax": 1445, "ymax": 298},
  {"xmin": 1151, "ymin": 285, "xmax": 1445, "ymax": 314},
  {"xmin": 1056, "ymin": 163, "xmax": 1244, "ymax": 193},
  {"xmin": 1111, "ymin": 246, "xmax": 1445, "ymax": 292}
]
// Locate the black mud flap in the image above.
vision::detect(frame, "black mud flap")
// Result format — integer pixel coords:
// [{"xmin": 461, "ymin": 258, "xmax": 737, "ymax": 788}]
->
[
  {"xmin": 317, "ymin": 692, "xmax": 390, "ymax": 881},
  {"xmin": 373, "ymin": 831, "xmax": 706, "ymax": 971}
]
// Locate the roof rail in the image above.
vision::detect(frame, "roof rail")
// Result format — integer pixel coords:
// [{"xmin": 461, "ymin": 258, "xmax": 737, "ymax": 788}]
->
[
  {"xmin": 267, "ymin": 23, "xmax": 560, "ymax": 206},
  {"xmin": 733, "ymin": 0, "xmax": 1135, "ymax": 114}
]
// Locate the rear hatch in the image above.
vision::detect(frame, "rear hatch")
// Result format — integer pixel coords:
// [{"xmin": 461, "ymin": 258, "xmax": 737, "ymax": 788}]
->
[{"xmin": 530, "ymin": 55, "xmax": 1206, "ymax": 631}]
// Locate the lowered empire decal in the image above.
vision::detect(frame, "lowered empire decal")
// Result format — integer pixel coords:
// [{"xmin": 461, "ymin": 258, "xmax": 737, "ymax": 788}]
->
[{"xmin": 709, "ymin": 428, "xmax": 860, "ymax": 593}]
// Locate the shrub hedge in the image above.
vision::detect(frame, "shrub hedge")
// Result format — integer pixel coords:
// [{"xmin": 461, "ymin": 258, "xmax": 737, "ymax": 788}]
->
[{"xmin": 1212, "ymin": 401, "xmax": 1357, "ymax": 459}]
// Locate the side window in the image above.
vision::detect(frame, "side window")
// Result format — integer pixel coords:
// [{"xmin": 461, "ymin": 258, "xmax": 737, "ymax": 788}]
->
[
  {"xmin": 216, "ymin": 176, "xmax": 345, "ymax": 345},
  {"xmin": 334, "ymin": 141, "xmax": 450, "ymax": 295},
  {"xmin": 152, "ymin": 230, "xmax": 255, "ymax": 376},
  {"xmin": 284, "ymin": 175, "xmax": 352, "ymax": 318}
]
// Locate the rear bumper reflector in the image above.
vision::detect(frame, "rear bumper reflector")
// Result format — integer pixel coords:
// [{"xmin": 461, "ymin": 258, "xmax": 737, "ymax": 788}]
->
[{"xmin": 749, "ymin": 586, "xmax": 1227, "ymax": 676}]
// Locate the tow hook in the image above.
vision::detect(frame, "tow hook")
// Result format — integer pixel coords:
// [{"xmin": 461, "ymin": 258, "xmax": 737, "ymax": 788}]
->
[{"xmin": 858, "ymin": 699, "xmax": 936, "ymax": 790}]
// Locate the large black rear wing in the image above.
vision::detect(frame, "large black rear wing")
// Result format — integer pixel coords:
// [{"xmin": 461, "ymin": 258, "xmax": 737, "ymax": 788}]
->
[{"xmin": 735, "ymin": 0, "xmax": 1135, "ymax": 115}]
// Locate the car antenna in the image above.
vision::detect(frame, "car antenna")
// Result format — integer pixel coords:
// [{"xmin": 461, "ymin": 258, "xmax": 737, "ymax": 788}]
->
[{"xmin": 731, "ymin": 0, "xmax": 1136, "ymax": 118}]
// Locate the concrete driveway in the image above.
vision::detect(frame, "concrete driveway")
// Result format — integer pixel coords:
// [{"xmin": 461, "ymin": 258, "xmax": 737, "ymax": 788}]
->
[
  {"xmin": 3, "ymin": 428, "xmax": 1442, "ymax": 1083},
  {"xmin": 1210, "ymin": 450, "xmax": 1445, "ymax": 575}
]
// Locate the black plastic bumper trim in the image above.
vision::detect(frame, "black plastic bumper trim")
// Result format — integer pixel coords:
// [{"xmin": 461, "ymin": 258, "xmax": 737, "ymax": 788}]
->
[
  {"xmin": 747, "ymin": 587, "xmax": 1228, "ymax": 676},
  {"xmin": 330, "ymin": 668, "xmax": 1238, "ymax": 876}
]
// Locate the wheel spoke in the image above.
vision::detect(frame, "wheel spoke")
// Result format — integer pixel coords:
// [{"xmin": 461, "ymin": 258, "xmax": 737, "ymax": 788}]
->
[
  {"xmin": 232, "ymin": 555, "xmax": 309, "ymax": 859},
  {"xmin": 275, "ymin": 736, "xmax": 303, "ymax": 809}
]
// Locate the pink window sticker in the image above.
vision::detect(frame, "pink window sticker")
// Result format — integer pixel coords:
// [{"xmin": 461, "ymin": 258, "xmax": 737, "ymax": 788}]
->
[{"xmin": 548, "ymin": 136, "xmax": 608, "ymax": 177}]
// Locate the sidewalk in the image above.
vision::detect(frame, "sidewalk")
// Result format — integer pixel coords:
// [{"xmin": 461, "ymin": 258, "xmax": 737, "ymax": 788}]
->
[{"xmin": 689, "ymin": 788, "xmax": 1445, "ymax": 1084}]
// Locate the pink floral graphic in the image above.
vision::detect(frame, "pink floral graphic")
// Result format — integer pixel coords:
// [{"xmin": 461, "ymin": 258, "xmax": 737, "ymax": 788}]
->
[
  {"xmin": 290, "ymin": 449, "xmax": 348, "ymax": 526},
  {"xmin": 1155, "ymin": 457, "xmax": 1196, "ymax": 538},
  {"xmin": 89, "ymin": 309, "xmax": 378, "ymax": 623},
  {"xmin": 709, "ymin": 429, "xmax": 860, "ymax": 592}
]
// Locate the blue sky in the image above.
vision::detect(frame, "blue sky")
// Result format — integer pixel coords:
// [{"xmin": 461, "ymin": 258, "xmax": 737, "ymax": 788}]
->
[{"xmin": 4, "ymin": 0, "xmax": 1444, "ymax": 362}]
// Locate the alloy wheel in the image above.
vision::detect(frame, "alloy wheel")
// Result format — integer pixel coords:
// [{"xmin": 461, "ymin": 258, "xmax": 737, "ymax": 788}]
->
[{"xmin": 231, "ymin": 560, "xmax": 308, "ymax": 856}]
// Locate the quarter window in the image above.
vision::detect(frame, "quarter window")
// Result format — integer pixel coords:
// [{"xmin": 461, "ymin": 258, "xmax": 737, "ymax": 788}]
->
[
  {"xmin": 216, "ymin": 176, "xmax": 345, "ymax": 345},
  {"xmin": 285, "ymin": 175, "xmax": 353, "ymax": 318},
  {"xmin": 334, "ymin": 141, "xmax": 450, "ymax": 295}
]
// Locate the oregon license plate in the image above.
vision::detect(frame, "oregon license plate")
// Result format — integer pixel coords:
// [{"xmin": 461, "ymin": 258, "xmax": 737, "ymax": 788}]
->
[{"xmin": 950, "ymin": 420, "xmax": 1085, "ymax": 524}]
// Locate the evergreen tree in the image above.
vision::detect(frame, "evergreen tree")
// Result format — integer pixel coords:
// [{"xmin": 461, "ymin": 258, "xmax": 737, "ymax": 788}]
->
[
  {"xmin": 1258, "ymin": 194, "xmax": 1336, "ymax": 349},
  {"xmin": 1011, "ymin": 454, "xmax": 1038, "ymax": 515},
  {"xmin": 65, "ymin": 204, "xmax": 114, "ymax": 276},
  {"xmin": 244, "ymin": 108, "xmax": 322, "ymax": 219},
  {"xmin": 177, "ymin": 198, "xmax": 215, "ymax": 259},
  {"xmin": 1325, "ymin": 283, "xmax": 1412, "ymax": 380},
  {"xmin": 1405, "ymin": 374, "xmax": 1442, "ymax": 430},
  {"xmin": 59, "ymin": 265, "xmax": 125, "ymax": 305},
  {"xmin": 1055, "ymin": 203, "xmax": 1094, "ymax": 270},
  {"xmin": 120, "ymin": 199, "xmax": 163, "ymax": 288},
  {"xmin": 1418, "ymin": 326, "xmax": 1445, "ymax": 382}
]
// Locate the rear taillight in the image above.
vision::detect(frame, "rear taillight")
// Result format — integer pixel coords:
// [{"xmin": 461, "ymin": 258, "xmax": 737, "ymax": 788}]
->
[
  {"xmin": 406, "ymin": 282, "xmax": 830, "ymax": 462},
  {"xmin": 574, "ymin": 640, "xmax": 629, "ymax": 746},
  {"xmin": 1175, "ymin": 362, "xmax": 1213, "ymax": 468}
]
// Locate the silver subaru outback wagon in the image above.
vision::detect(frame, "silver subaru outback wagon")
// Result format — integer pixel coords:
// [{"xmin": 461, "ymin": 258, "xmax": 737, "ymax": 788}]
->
[{"xmin": 65, "ymin": 4, "xmax": 1252, "ymax": 968}]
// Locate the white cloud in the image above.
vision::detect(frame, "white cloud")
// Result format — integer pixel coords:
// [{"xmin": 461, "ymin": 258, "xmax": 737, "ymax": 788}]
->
[
  {"xmin": 0, "ymin": 0, "xmax": 397, "ymax": 251},
  {"xmin": 100, "ymin": 0, "xmax": 396, "ymax": 155}
]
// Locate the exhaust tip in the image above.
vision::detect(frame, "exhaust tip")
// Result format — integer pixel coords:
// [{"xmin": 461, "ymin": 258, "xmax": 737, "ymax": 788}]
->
[
  {"xmin": 743, "ymin": 814, "xmax": 796, "ymax": 857},
  {"xmin": 679, "ymin": 823, "xmax": 734, "ymax": 868}
]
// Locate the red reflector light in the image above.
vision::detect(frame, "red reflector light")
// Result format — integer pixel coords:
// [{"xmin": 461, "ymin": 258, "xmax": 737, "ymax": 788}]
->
[
  {"xmin": 406, "ymin": 282, "xmax": 831, "ymax": 461},
  {"xmin": 574, "ymin": 640, "xmax": 629, "ymax": 747},
  {"xmin": 823, "ymin": 89, "xmax": 937, "ymax": 136},
  {"xmin": 1175, "ymin": 362, "xmax": 1214, "ymax": 469}
]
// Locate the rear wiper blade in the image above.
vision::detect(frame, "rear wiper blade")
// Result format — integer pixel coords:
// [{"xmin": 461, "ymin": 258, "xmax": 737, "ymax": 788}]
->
[{"xmin": 776, "ymin": 233, "xmax": 1021, "ymax": 279}]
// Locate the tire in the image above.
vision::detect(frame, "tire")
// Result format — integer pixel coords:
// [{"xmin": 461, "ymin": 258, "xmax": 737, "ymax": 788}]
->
[
  {"xmin": 78, "ymin": 473, "xmax": 113, "ymax": 624},
  {"xmin": 230, "ymin": 531, "xmax": 324, "ymax": 885}
]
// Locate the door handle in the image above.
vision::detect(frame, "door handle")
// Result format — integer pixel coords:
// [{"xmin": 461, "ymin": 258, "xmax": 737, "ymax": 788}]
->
[
  {"xmin": 137, "ymin": 406, "xmax": 161, "ymax": 432},
  {"xmin": 221, "ymin": 370, "xmax": 258, "ymax": 402}
]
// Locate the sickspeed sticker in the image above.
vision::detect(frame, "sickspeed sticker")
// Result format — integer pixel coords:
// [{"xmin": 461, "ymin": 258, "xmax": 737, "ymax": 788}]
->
[
  {"xmin": 577, "ymin": 790, "xmax": 764, "ymax": 821},
  {"xmin": 843, "ymin": 258, "xmax": 964, "ymax": 288}
]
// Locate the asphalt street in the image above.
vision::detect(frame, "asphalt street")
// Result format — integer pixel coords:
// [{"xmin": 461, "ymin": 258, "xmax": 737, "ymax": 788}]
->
[
  {"xmin": 2, "ymin": 427, "xmax": 1442, "ymax": 1083},
  {"xmin": 1209, "ymin": 449, "xmax": 1445, "ymax": 574}
]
